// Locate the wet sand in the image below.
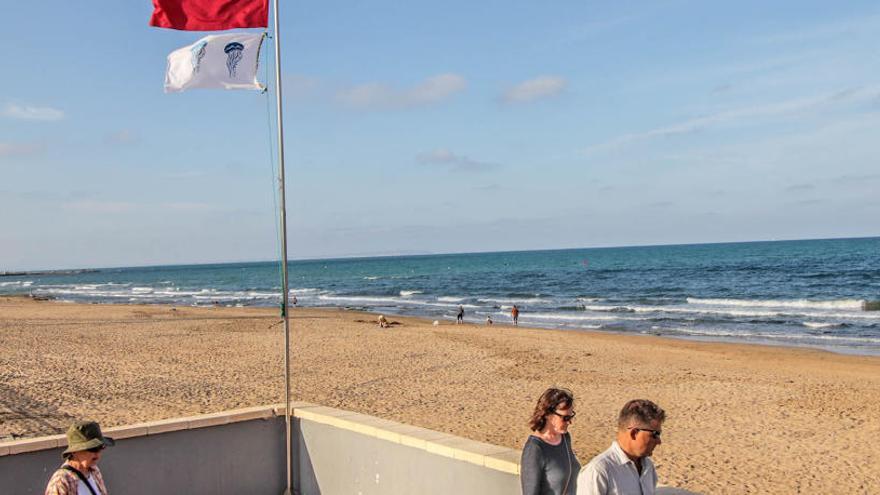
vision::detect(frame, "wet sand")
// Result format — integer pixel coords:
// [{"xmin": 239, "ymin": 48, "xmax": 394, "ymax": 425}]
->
[{"xmin": 1, "ymin": 296, "xmax": 878, "ymax": 493}]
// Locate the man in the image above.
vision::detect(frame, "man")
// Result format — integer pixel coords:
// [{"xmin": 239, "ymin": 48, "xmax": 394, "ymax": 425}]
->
[
  {"xmin": 511, "ymin": 305, "xmax": 519, "ymax": 325},
  {"xmin": 45, "ymin": 420, "xmax": 115, "ymax": 495},
  {"xmin": 577, "ymin": 399, "xmax": 666, "ymax": 495}
]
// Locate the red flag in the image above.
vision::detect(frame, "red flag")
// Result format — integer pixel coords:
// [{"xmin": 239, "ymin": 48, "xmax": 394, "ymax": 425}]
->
[{"xmin": 150, "ymin": 0, "xmax": 268, "ymax": 31}]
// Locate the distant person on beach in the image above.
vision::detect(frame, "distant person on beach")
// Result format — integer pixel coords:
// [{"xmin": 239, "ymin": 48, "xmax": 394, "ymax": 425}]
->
[
  {"xmin": 456, "ymin": 305, "xmax": 464, "ymax": 324},
  {"xmin": 486, "ymin": 315, "xmax": 493, "ymax": 325},
  {"xmin": 45, "ymin": 420, "xmax": 114, "ymax": 495},
  {"xmin": 512, "ymin": 305, "xmax": 520, "ymax": 325},
  {"xmin": 521, "ymin": 388, "xmax": 580, "ymax": 495},
  {"xmin": 377, "ymin": 314, "xmax": 389, "ymax": 328},
  {"xmin": 291, "ymin": 294, "xmax": 297, "ymax": 306},
  {"xmin": 577, "ymin": 399, "xmax": 666, "ymax": 495}
]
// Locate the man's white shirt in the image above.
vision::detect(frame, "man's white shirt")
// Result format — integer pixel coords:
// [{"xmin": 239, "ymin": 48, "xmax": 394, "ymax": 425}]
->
[{"xmin": 576, "ymin": 441, "xmax": 657, "ymax": 495}]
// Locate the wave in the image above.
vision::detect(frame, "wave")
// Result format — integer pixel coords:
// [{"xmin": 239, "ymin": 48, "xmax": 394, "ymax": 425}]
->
[
  {"xmin": 518, "ymin": 311, "xmax": 650, "ymax": 322},
  {"xmin": 0, "ymin": 280, "xmax": 33, "ymax": 287},
  {"xmin": 662, "ymin": 326, "xmax": 880, "ymax": 345},
  {"xmin": 802, "ymin": 322, "xmax": 839, "ymax": 329},
  {"xmin": 291, "ymin": 287, "xmax": 321, "ymax": 294},
  {"xmin": 437, "ymin": 296, "xmax": 465, "ymax": 302},
  {"xmin": 478, "ymin": 297, "xmax": 554, "ymax": 306},
  {"xmin": 556, "ymin": 305, "xmax": 586, "ymax": 311},
  {"xmin": 579, "ymin": 302, "xmax": 880, "ymax": 321},
  {"xmin": 400, "ymin": 290, "xmax": 422, "ymax": 297},
  {"xmin": 687, "ymin": 297, "xmax": 866, "ymax": 311},
  {"xmin": 317, "ymin": 294, "xmax": 479, "ymax": 309}
]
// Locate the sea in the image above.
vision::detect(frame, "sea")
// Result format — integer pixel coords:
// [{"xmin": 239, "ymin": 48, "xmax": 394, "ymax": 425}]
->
[{"xmin": 2, "ymin": 237, "xmax": 879, "ymax": 355}]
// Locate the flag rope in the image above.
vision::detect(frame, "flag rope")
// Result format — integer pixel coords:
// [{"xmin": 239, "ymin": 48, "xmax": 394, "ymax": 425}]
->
[{"xmin": 262, "ymin": 34, "xmax": 283, "ymax": 302}]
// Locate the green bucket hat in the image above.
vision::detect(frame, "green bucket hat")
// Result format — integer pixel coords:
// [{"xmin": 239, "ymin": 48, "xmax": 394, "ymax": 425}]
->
[{"xmin": 63, "ymin": 421, "xmax": 115, "ymax": 455}]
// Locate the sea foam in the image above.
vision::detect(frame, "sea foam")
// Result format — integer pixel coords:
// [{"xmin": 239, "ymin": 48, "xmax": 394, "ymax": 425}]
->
[{"xmin": 687, "ymin": 297, "xmax": 866, "ymax": 311}]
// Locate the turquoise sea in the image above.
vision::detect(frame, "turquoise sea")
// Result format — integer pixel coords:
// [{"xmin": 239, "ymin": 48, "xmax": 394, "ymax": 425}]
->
[{"xmin": 2, "ymin": 237, "xmax": 879, "ymax": 355}]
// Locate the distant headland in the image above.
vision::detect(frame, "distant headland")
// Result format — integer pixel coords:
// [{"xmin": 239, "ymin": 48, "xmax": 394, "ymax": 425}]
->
[{"xmin": 0, "ymin": 269, "xmax": 99, "ymax": 277}]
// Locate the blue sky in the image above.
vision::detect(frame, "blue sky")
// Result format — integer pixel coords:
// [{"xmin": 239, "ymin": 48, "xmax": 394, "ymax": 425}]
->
[{"xmin": 2, "ymin": 1, "xmax": 879, "ymax": 270}]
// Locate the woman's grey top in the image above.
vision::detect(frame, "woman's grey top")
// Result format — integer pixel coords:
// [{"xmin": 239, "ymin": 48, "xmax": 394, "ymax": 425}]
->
[{"xmin": 520, "ymin": 432, "xmax": 581, "ymax": 495}]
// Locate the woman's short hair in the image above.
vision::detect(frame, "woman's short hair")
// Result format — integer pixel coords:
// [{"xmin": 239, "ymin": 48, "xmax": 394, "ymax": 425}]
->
[
  {"xmin": 617, "ymin": 399, "xmax": 666, "ymax": 429},
  {"xmin": 528, "ymin": 387, "xmax": 574, "ymax": 432}
]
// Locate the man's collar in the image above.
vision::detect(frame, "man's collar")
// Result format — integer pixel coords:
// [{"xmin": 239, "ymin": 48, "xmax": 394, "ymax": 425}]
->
[{"xmin": 610, "ymin": 441, "xmax": 635, "ymax": 466}]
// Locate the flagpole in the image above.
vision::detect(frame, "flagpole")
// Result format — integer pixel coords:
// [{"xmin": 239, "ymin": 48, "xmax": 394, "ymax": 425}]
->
[{"xmin": 270, "ymin": 0, "xmax": 293, "ymax": 492}]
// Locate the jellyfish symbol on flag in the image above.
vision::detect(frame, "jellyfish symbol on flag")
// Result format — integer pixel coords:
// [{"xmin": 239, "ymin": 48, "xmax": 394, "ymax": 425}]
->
[
  {"xmin": 190, "ymin": 40, "xmax": 208, "ymax": 75},
  {"xmin": 224, "ymin": 42, "xmax": 245, "ymax": 78}
]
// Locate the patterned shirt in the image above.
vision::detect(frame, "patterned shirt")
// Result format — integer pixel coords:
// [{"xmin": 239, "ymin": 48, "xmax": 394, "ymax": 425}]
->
[{"xmin": 45, "ymin": 463, "xmax": 108, "ymax": 495}]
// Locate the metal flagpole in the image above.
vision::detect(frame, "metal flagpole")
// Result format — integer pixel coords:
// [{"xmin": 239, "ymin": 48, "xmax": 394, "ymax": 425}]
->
[{"xmin": 270, "ymin": 0, "xmax": 293, "ymax": 493}]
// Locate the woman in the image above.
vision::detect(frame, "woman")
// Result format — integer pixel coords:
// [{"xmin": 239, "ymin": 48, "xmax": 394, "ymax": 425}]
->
[
  {"xmin": 45, "ymin": 420, "xmax": 114, "ymax": 495},
  {"xmin": 521, "ymin": 387, "xmax": 580, "ymax": 495}
]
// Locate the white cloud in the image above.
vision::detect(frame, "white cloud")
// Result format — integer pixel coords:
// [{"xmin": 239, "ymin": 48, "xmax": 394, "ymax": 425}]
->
[
  {"xmin": 416, "ymin": 148, "xmax": 499, "ymax": 172},
  {"xmin": 559, "ymin": 15, "xmax": 640, "ymax": 44},
  {"xmin": 627, "ymin": 51, "xmax": 822, "ymax": 94},
  {"xmin": 104, "ymin": 129, "xmax": 137, "ymax": 145},
  {"xmin": 0, "ymin": 142, "xmax": 43, "ymax": 157},
  {"xmin": 3, "ymin": 103, "xmax": 65, "ymax": 121},
  {"xmin": 337, "ymin": 83, "xmax": 388, "ymax": 107},
  {"xmin": 160, "ymin": 170, "xmax": 208, "ymax": 180},
  {"xmin": 417, "ymin": 148, "xmax": 456, "ymax": 163},
  {"xmin": 336, "ymin": 73, "xmax": 466, "ymax": 109},
  {"xmin": 503, "ymin": 76, "xmax": 567, "ymax": 103},
  {"xmin": 750, "ymin": 13, "xmax": 880, "ymax": 45},
  {"xmin": 832, "ymin": 173, "xmax": 880, "ymax": 184},
  {"xmin": 65, "ymin": 200, "xmax": 136, "ymax": 213},
  {"xmin": 64, "ymin": 200, "xmax": 221, "ymax": 214},
  {"xmin": 284, "ymin": 74, "xmax": 321, "ymax": 101},
  {"xmin": 583, "ymin": 85, "xmax": 880, "ymax": 154},
  {"xmin": 408, "ymin": 74, "xmax": 466, "ymax": 104},
  {"xmin": 785, "ymin": 184, "xmax": 815, "ymax": 192},
  {"xmin": 162, "ymin": 202, "xmax": 216, "ymax": 212}
]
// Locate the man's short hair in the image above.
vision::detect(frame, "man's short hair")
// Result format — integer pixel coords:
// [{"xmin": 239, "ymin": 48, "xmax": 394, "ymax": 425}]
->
[{"xmin": 617, "ymin": 399, "xmax": 666, "ymax": 429}]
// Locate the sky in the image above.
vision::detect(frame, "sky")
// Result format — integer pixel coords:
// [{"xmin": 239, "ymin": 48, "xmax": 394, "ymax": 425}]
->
[{"xmin": 2, "ymin": 1, "xmax": 879, "ymax": 270}]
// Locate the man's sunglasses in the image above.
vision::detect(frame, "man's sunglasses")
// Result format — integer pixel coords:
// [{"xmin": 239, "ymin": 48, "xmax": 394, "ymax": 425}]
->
[
  {"xmin": 629, "ymin": 427, "xmax": 662, "ymax": 439},
  {"xmin": 550, "ymin": 410, "xmax": 576, "ymax": 422}
]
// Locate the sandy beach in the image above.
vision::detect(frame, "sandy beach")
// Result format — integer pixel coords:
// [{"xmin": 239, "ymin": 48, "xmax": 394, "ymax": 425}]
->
[{"xmin": 1, "ymin": 296, "xmax": 878, "ymax": 493}]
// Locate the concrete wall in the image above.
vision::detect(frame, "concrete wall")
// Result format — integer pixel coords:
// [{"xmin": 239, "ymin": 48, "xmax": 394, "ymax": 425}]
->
[
  {"xmin": 0, "ymin": 407, "xmax": 286, "ymax": 495},
  {"xmin": 0, "ymin": 403, "xmax": 520, "ymax": 495},
  {"xmin": 293, "ymin": 405, "xmax": 519, "ymax": 495}
]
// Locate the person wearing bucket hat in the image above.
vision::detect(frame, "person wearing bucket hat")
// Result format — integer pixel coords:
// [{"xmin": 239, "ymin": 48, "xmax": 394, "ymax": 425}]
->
[{"xmin": 44, "ymin": 420, "xmax": 114, "ymax": 495}]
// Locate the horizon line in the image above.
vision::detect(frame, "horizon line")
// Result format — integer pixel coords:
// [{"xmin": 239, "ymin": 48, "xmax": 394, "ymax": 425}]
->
[{"xmin": 6, "ymin": 234, "xmax": 878, "ymax": 274}]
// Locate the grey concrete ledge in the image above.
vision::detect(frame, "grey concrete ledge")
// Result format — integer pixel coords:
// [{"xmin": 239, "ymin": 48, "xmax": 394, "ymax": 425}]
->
[
  {"xmin": 291, "ymin": 404, "xmax": 520, "ymax": 475},
  {"xmin": 0, "ymin": 403, "xmax": 521, "ymax": 474},
  {"xmin": 0, "ymin": 405, "xmax": 279, "ymax": 457}
]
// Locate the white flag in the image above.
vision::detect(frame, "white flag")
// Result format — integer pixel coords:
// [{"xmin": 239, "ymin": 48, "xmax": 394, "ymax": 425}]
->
[{"xmin": 165, "ymin": 33, "xmax": 266, "ymax": 93}]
